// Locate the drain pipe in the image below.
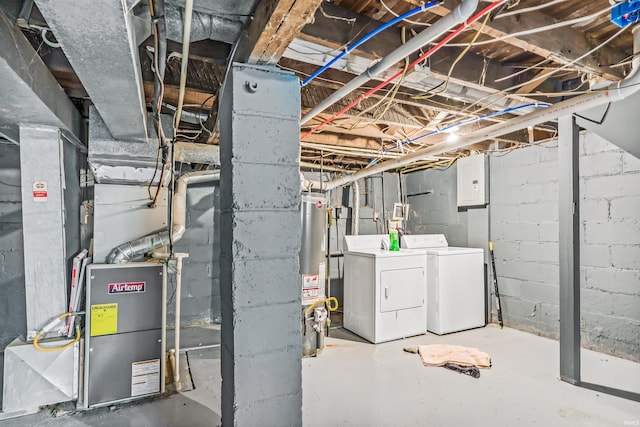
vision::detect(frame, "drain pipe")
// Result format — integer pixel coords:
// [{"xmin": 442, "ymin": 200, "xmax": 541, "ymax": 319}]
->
[
  {"xmin": 325, "ymin": 25, "xmax": 640, "ymax": 190},
  {"xmin": 106, "ymin": 170, "xmax": 220, "ymax": 263},
  {"xmin": 352, "ymin": 179, "xmax": 360, "ymax": 235},
  {"xmin": 300, "ymin": 0, "xmax": 479, "ymax": 125}
]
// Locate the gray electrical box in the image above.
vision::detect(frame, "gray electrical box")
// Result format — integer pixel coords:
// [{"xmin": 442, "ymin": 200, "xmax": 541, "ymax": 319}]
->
[
  {"xmin": 84, "ymin": 262, "xmax": 166, "ymax": 408},
  {"xmin": 457, "ymin": 154, "xmax": 488, "ymax": 207}
]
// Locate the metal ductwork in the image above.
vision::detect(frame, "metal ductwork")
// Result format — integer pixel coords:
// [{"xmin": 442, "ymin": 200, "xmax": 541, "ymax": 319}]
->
[
  {"xmin": 174, "ymin": 142, "xmax": 221, "ymax": 164},
  {"xmin": 36, "ymin": 0, "xmax": 148, "ymax": 141},
  {"xmin": 300, "ymin": 0, "xmax": 479, "ymax": 125},
  {"xmin": 325, "ymin": 25, "xmax": 640, "ymax": 190},
  {"xmin": 106, "ymin": 170, "xmax": 220, "ymax": 263},
  {"xmin": 0, "ymin": 10, "xmax": 82, "ymax": 141}
]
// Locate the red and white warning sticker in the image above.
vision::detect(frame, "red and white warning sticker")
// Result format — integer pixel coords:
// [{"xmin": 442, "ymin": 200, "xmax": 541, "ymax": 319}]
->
[
  {"xmin": 302, "ymin": 274, "xmax": 320, "ymax": 304},
  {"xmin": 32, "ymin": 181, "xmax": 48, "ymax": 202}
]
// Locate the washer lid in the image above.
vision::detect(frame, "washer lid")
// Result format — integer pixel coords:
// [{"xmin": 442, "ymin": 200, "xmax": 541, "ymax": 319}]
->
[
  {"xmin": 426, "ymin": 246, "xmax": 484, "ymax": 256},
  {"xmin": 345, "ymin": 248, "xmax": 426, "ymax": 258}
]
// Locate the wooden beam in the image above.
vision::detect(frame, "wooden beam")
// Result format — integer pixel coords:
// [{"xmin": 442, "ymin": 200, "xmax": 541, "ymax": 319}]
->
[
  {"xmin": 143, "ymin": 82, "xmax": 215, "ymax": 109},
  {"xmin": 235, "ymin": 0, "xmax": 324, "ymax": 65},
  {"xmin": 427, "ymin": 0, "xmax": 625, "ymax": 80},
  {"xmin": 299, "ymin": 2, "xmax": 534, "ymax": 91}
]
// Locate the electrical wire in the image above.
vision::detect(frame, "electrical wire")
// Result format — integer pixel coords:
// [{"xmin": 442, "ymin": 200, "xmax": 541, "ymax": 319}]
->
[
  {"xmin": 300, "ymin": 0, "xmax": 509, "ymax": 141},
  {"xmin": 413, "ymin": 12, "xmax": 490, "ymax": 100},
  {"xmin": 379, "ymin": 0, "xmax": 434, "ymax": 27},
  {"xmin": 494, "ymin": 58, "xmax": 551, "ymax": 83},
  {"xmin": 458, "ymin": 25, "xmax": 628, "ymax": 117},
  {"xmin": 495, "ymin": 0, "xmax": 570, "ymax": 19},
  {"xmin": 33, "ymin": 313, "xmax": 82, "ymax": 352},
  {"xmin": 301, "ymin": 1, "xmax": 442, "ymax": 86},
  {"xmin": 391, "ymin": 102, "xmax": 550, "ymax": 150},
  {"xmin": 443, "ymin": 4, "xmax": 615, "ymax": 48}
]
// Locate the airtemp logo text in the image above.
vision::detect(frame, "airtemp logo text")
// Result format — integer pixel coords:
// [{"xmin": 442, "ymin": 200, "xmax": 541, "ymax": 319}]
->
[{"xmin": 108, "ymin": 282, "xmax": 146, "ymax": 294}]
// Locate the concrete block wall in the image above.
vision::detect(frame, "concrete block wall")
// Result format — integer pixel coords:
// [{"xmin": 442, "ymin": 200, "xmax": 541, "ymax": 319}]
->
[
  {"xmin": 577, "ymin": 133, "xmax": 640, "ymax": 360},
  {"xmin": 407, "ymin": 132, "xmax": 639, "ymax": 361},
  {"xmin": 491, "ymin": 134, "xmax": 640, "ymax": 361},
  {"xmin": 404, "ymin": 165, "xmax": 469, "ymax": 246},
  {"xmin": 490, "ymin": 141, "xmax": 562, "ymax": 338},
  {"xmin": 170, "ymin": 179, "xmax": 221, "ymax": 326}
]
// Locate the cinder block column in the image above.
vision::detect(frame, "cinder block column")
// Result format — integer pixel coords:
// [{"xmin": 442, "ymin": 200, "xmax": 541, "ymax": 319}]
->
[{"xmin": 219, "ymin": 64, "xmax": 302, "ymax": 427}]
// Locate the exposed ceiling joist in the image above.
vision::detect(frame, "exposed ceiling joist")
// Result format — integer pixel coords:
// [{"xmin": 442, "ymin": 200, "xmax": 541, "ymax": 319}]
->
[
  {"xmin": 298, "ymin": 2, "xmax": 535, "ymax": 93},
  {"xmin": 143, "ymin": 82, "xmax": 215, "ymax": 109},
  {"xmin": 235, "ymin": 0, "xmax": 324, "ymax": 65},
  {"xmin": 428, "ymin": 0, "xmax": 626, "ymax": 80}
]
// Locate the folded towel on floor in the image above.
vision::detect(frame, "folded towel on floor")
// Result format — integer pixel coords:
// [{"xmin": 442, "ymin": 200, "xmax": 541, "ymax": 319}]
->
[{"xmin": 417, "ymin": 344, "xmax": 491, "ymax": 368}]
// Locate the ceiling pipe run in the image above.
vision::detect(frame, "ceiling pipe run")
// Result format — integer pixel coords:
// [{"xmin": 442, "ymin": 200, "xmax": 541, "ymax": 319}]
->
[
  {"xmin": 106, "ymin": 170, "xmax": 220, "ymax": 263},
  {"xmin": 324, "ymin": 25, "xmax": 640, "ymax": 191},
  {"xmin": 300, "ymin": 0, "xmax": 479, "ymax": 125}
]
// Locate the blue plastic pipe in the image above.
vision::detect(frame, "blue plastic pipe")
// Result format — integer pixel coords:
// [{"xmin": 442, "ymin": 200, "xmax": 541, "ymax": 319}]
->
[
  {"xmin": 301, "ymin": 1, "xmax": 442, "ymax": 87},
  {"xmin": 383, "ymin": 102, "xmax": 551, "ymax": 153}
]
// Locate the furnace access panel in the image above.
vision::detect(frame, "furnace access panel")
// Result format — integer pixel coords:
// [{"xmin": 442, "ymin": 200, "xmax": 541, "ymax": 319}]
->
[{"xmin": 84, "ymin": 263, "xmax": 166, "ymax": 408}]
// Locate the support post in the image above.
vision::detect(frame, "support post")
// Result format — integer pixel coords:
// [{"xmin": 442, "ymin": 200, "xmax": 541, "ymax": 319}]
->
[
  {"xmin": 219, "ymin": 64, "xmax": 302, "ymax": 426},
  {"xmin": 558, "ymin": 115, "xmax": 581, "ymax": 384}
]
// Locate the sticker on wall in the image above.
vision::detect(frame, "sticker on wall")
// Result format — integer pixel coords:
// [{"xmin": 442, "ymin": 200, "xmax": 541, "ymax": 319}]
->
[
  {"xmin": 90, "ymin": 303, "xmax": 118, "ymax": 336},
  {"xmin": 131, "ymin": 359, "xmax": 160, "ymax": 397},
  {"xmin": 32, "ymin": 181, "xmax": 48, "ymax": 202}
]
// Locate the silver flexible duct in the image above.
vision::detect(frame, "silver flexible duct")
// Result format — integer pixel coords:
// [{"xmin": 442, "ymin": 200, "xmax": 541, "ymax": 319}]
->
[{"xmin": 106, "ymin": 170, "xmax": 220, "ymax": 263}]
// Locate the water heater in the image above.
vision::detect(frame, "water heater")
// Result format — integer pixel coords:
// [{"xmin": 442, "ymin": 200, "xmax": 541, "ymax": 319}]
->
[{"xmin": 299, "ymin": 193, "xmax": 327, "ymax": 306}]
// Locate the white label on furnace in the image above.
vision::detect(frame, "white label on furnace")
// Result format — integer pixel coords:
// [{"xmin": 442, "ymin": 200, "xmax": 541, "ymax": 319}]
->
[{"xmin": 131, "ymin": 359, "xmax": 160, "ymax": 397}]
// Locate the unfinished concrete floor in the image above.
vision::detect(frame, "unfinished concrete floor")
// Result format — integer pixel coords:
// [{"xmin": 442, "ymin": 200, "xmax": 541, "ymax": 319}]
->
[{"xmin": 2, "ymin": 325, "xmax": 638, "ymax": 426}]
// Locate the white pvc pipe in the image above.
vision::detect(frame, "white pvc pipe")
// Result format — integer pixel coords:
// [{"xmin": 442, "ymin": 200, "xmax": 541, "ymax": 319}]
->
[
  {"xmin": 325, "ymin": 25, "xmax": 640, "ymax": 190},
  {"xmin": 300, "ymin": 0, "xmax": 479, "ymax": 125},
  {"xmin": 173, "ymin": 0, "xmax": 194, "ymax": 132},
  {"xmin": 173, "ymin": 253, "xmax": 187, "ymax": 390},
  {"xmin": 352, "ymin": 180, "xmax": 360, "ymax": 236}
]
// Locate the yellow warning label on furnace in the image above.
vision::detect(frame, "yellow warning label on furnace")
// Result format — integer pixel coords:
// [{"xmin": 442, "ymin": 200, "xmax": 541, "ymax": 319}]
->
[{"xmin": 90, "ymin": 303, "xmax": 118, "ymax": 336}]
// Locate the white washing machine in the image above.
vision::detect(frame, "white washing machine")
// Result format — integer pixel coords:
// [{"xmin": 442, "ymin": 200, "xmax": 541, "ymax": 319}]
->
[
  {"xmin": 401, "ymin": 234, "xmax": 485, "ymax": 335},
  {"xmin": 343, "ymin": 235, "xmax": 427, "ymax": 344}
]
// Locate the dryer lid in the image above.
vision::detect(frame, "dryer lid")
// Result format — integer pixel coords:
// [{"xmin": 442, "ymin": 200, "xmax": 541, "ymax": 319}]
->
[{"xmin": 401, "ymin": 234, "xmax": 448, "ymax": 249}]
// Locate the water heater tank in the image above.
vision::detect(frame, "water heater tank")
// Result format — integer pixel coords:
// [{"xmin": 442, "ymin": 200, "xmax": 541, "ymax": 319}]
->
[{"xmin": 300, "ymin": 193, "xmax": 327, "ymax": 306}]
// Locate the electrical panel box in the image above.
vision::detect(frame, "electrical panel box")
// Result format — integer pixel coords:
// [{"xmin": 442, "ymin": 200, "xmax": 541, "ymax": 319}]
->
[{"xmin": 457, "ymin": 154, "xmax": 487, "ymax": 207}]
